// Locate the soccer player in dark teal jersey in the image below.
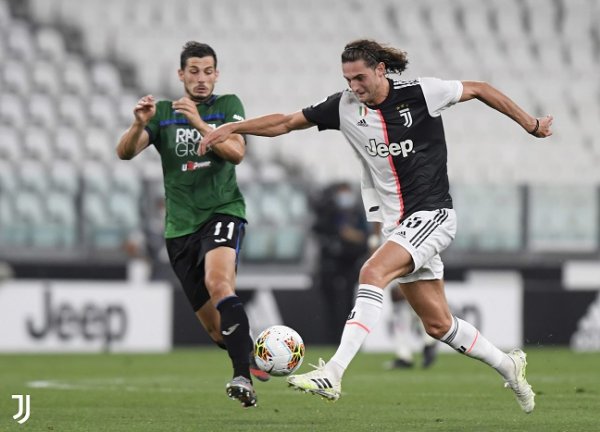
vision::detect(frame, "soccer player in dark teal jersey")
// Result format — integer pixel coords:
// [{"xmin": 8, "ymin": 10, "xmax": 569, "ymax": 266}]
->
[{"xmin": 116, "ymin": 41, "xmax": 267, "ymax": 408}]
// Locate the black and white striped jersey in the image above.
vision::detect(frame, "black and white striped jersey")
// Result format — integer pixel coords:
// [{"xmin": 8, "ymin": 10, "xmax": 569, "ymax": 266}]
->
[{"xmin": 303, "ymin": 77, "xmax": 463, "ymax": 236}]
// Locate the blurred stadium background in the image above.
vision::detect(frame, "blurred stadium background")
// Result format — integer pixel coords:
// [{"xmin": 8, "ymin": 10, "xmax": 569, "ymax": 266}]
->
[{"xmin": 1, "ymin": 0, "xmax": 600, "ymax": 356}]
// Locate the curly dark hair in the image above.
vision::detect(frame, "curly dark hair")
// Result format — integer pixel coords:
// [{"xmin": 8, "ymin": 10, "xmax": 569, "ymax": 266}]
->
[
  {"xmin": 180, "ymin": 41, "xmax": 217, "ymax": 69},
  {"xmin": 341, "ymin": 39, "xmax": 408, "ymax": 75}
]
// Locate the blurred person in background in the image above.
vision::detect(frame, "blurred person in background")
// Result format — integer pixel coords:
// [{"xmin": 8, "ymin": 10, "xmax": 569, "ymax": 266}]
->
[
  {"xmin": 201, "ymin": 39, "xmax": 553, "ymax": 413},
  {"xmin": 312, "ymin": 182, "xmax": 369, "ymax": 340},
  {"xmin": 116, "ymin": 41, "xmax": 266, "ymax": 408},
  {"xmin": 385, "ymin": 281, "xmax": 438, "ymax": 370}
]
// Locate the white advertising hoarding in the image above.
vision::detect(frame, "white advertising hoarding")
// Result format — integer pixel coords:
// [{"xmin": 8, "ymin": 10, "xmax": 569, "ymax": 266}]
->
[
  {"xmin": 364, "ymin": 271, "xmax": 523, "ymax": 352},
  {"xmin": 0, "ymin": 280, "xmax": 172, "ymax": 352}
]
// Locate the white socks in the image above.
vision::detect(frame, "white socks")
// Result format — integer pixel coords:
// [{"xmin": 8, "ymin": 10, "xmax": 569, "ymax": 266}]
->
[
  {"xmin": 329, "ymin": 284, "xmax": 384, "ymax": 378},
  {"xmin": 441, "ymin": 316, "xmax": 513, "ymax": 380},
  {"xmin": 326, "ymin": 289, "xmax": 514, "ymax": 382}
]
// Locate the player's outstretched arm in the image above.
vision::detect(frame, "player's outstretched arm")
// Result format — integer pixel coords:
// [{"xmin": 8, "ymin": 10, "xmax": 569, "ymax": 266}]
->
[
  {"xmin": 172, "ymin": 97, "xmax": 246, "ymax": 164},
  {"xmin": 116, "ymin": 95, "xmax": 155, "ymax": 159},
  {"xmin": 199, "ymin": 111, "xmax": 313, "ymax": 156},
  {"xmin": 460, "ymin": 81, "xmax": 553, "ymax": 138}
]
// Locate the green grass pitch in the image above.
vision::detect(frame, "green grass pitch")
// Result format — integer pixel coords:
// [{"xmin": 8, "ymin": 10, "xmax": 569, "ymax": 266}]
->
[{"xmin": 0, "ymin": 347, "xmax": 598, "ymax": 431}]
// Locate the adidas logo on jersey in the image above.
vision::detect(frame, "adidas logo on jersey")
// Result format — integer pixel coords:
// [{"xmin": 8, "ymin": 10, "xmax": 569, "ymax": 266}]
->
[{"xmin": 356, "ymin": 119, "xmax": 369, "ymax": 127}]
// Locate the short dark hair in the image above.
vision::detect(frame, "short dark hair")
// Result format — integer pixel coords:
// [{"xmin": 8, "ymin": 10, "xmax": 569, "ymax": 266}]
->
[
  {"xmin": 341, "ymin": 39, "xmax": 408, "ymax": 75},
  {"xmin": 180, "ymin": 41, "xmax": 217, "ymax": 69}
]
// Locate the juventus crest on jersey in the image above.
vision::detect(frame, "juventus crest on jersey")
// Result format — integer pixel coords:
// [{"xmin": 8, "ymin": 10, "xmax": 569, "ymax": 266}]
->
[{"xmin": 303, "ymin": 77, "xmax": 463, "ymax": 235}]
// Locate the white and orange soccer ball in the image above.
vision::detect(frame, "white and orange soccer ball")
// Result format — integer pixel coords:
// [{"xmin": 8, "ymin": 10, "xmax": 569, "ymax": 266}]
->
[{"xmin": 254, "ymin": 325, "xmax": 305, "ymax": 377}]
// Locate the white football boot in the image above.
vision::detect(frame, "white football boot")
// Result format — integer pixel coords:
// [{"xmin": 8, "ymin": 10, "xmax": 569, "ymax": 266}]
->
[
  {"xmin": 287, "ymin": 358, "xmax": 341, "ymax": 401},
  {"xmin": 504, "ymin": 349, "xmax": 535, "ymax": 413}
]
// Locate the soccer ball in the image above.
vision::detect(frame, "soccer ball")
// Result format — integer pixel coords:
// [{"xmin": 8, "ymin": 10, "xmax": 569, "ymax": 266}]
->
[{"xmin": 254, "ymin": 325, "xmax": 305, "ymax": 377}]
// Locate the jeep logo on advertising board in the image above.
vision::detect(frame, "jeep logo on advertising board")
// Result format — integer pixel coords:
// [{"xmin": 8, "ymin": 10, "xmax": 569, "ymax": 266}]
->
[{"xmin": 27, "ymin": 290, "xmax": 127, "ymax": 347}]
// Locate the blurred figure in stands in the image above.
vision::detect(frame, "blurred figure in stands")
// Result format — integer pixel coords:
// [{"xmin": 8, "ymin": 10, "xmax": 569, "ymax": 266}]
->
[
  {"xmin": 312, "ymin": 182, "xmax": 368, "ymax": 340},
  {"xmin": 385, "ymin": 281, "xmax": 438, "ymax": 369}
]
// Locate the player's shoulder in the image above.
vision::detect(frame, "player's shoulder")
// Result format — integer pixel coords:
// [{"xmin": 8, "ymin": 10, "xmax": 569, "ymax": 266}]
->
[
  {"xmin": 214, "ymin": 93, "xmax": 243, "ymax": 105},
  {"xmin": 391, "ymin": 78, "xmax": 422, "ymax": 90}
]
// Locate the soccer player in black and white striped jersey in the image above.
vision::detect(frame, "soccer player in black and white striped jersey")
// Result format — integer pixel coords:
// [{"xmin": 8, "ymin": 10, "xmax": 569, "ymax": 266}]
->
[{"xmin": 201, "ymin": 39, "xmax": 553, "ymax": 413}]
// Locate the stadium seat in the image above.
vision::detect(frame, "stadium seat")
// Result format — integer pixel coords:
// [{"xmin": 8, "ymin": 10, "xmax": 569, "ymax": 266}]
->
[
  {"xmin": 50, "ymin": 160, "xmax": 79, "ymax": 196},
  {"xmin": 13, "ymin": 191, "xmax": 47, "ymax": 247},
  {"xmin": 528, "ymin": 185, "xmax": 598, "ymax": 252},
  {"xmin": 2, "ymin": 59, "xmax": 32, "ymax": 95},
  {"xmin": 17, "ymin": 160, "xmax": 50, "ymax": 194},
  {"xmin": 35, "ymin": 26, "xmax": 67, "ymax": 62},
  {"xmin": 61, "ymin": 58, "xmax": 92, "ymax": 95},
  {"xmin": 0, "ymin": 195, "xmax": 17, "ymax": 245},
  {"xmin": 108, "ymin": 192, "xmax": 140, "ymax": 230},
  {"xmin": 84, "ymin": 127, "xmax": 116, "ymax": 162},
  {"xmin": 241, "ymin": 227, "xmax": 274, "ymax": 262},
  {"xmin": 117, "ymin": 92, "xmax": 138, "ymax": 128},
  {"xmin": 451, "ymin": 184, "xmax": 522, "ymax": 251},
  {"xmin": 82, "ymin": 192, "xmax": 125, "ymax": 249},
  {"xmin": 273, "ymin": 225, "xmax": 305, "ymax": 261},
  {"xmin": 0, "ymin": 126, "xmax": 22, "ymax": 161},
  {"xmin": 24, "ymin": 128, "xmax": 54, "ymax": 162},
  {"xmin": 45, "ymin": 191, "xmax": 78, "ymax": 248},
  {"xmin": 0, "ymin": 160, "xmax": 19, "ymax": 196},
  {"xmin": 234, "ymin": 161, "xmax": 258, "ymax": 184},
  {"xmin": 89, "ymin": 94, "xmax": 119, "ymax": 129},
  {"xmin": 31, "ymin": 61, "xmax": 62, "ymax": 96},
  {"xmin": 91, "ymin": 62, "xmax": 123, "ymax": 96},
  {"xmin": 112, "ymin": 164, "xmax": 142, "ymax": 198},
  {"xmin": 58, "ymin": 94, "xmax": 87, "ymax": 128},
  {"xmin": 6, "ymin": 20, "xmax": 36, "ymax": 62},
  {"xmin": 0, "ymin": 0, "xmax": 11, "ymax": 28},
  {"xmin": 81, "ymin": 160, "xmax": 112, "ymax": 196},
  {"xmin": 54, "ymin": 126, "xmax": 85, "ymax": 161},
  {"xmin": 28, "ymin": 93, "xmax": 58, "ymax": 130}
]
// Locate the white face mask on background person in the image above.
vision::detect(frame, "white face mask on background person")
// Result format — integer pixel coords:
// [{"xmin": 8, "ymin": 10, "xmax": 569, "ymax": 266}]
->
[{"xmin": 335, "ymin": 190, "xmax": 357, "ymax": 209}]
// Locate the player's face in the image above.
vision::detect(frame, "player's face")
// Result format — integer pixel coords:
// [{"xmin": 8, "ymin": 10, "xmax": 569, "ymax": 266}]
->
[
  {"xmin": 178, "ymin": 56, "xmax": 219, "ymax": 102},
  {"xmin": 342, "ymin": 60, "xmax": 387, "ymax": 105}
]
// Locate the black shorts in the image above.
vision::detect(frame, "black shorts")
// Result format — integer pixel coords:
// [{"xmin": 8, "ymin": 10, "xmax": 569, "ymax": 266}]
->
[{"xmin": 166, "ymin": 214, "xmax": 246, "ymax": 312}]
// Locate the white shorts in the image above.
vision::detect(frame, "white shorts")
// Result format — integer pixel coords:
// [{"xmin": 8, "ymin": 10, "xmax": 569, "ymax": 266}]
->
[{"xmin": 385, "ymin": 208, "xmax": 457, "ymax": 283}]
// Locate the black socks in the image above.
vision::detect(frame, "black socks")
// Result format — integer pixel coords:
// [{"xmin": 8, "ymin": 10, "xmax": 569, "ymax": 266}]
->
[{"xmin": 216, "ymin": 296, "xmax": 253, "ymax": 379}]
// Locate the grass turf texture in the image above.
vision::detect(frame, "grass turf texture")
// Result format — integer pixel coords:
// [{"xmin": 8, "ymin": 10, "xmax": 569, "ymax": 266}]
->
[{"xmin": 0, "ymin": 347, "xmax": 598, "ymax": 432}]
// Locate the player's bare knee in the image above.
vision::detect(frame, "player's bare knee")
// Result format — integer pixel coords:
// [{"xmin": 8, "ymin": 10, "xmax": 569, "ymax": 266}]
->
[
  {"xmin": 358, "ymin": 261, "xmax": 386, "ymax": 287},
  {"xmin": 205, "ymin": 278, "xmax": 235, "ymax": 302},
  {"xmin": 423, "ymin": 320, "xmax": 451, "ymax": 340}
]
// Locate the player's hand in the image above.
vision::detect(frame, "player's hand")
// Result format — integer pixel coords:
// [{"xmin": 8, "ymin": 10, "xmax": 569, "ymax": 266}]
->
[
  {"xmin": 199, "ymin": 123, "xmax": 235, "ymax": 156},
  {"xmin": 134, "ymin": 95, "xmax": 156, "ymax": 125},
  {"xmin": 172, "ymin": 97, "xmax": 202, "ymax": 125},
  {"xmin": 532, "ymin": 115, "xmax": 553, "ymax": 138}
]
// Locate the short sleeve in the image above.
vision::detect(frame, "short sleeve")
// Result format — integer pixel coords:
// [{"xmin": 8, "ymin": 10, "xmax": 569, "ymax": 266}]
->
[
  {"xmin": 223, "ymin": 94, "xmax": 246, "ymax": 124},
  {"xmin": 302, "ymin": 92, "xmax": 342, "ymax": 131},
  {"xmin": 419, "ymin": 77, "xmax": 463, "ymax": 117}
]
